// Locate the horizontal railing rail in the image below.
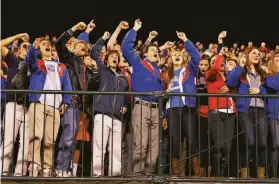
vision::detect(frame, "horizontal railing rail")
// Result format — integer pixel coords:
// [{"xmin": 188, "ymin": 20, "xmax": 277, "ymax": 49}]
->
[{"xmin": 1, "ymin": 89, "xmax": 279, "ymax": 183}]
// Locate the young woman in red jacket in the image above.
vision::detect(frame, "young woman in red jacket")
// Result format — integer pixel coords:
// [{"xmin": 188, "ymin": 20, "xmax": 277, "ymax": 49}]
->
[{"xmin": 205, "ymin": 55, "xmax": 237, "ymax": 177}]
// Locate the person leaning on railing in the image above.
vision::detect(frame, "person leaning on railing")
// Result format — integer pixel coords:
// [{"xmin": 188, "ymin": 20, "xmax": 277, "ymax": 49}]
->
[
  {"xmin": 25, "ymin": 37, "xmax": 72, "ymax": 177},
  {"xmin": 265, "ymin": 52, "xmax": 279, "ymax": 176},
  {"xmin": 226, "ymin": 47, "xmax": 268, "ymax": 178}
]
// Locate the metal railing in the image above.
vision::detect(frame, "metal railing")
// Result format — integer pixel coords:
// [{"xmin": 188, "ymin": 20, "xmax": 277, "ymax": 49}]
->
[{"xmin": 0, "ymin": 89, "xmax": 279, "ymax": 183}]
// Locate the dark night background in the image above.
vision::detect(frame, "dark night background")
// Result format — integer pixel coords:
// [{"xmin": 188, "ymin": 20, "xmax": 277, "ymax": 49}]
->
[{"xmin": 1, "ymin": 0, "xmax": 279, "ymax": 48}]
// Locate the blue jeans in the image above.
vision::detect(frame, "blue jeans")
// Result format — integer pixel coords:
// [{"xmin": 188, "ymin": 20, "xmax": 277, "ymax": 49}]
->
[{"xmin": 56, "ymin": 106, "xmax": 80, "ymax": 171}]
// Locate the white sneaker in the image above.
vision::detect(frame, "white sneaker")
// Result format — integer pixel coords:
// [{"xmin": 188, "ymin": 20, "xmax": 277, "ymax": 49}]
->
[
  {"xmin": 28, "ymin": 163, "xmax": 40, "ymax": 177},
  {"xmin": 55, "ymin": 170, "xmax": 70, "ymax": 177},
  {"xmin": 42, "ymin": 168, "xmax": 52, "ymax": 177}
]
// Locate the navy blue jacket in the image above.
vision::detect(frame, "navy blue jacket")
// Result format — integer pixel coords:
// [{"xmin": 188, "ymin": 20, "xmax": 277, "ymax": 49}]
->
[{"xmin": 91, "ymin": 37, "xmax": 129, "ymax": 119}]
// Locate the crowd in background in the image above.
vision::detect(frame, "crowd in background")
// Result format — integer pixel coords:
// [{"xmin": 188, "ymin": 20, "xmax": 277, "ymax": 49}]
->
[{"xmin": 1, "ymin": 19, "xmax": 279, "ymax": 179}]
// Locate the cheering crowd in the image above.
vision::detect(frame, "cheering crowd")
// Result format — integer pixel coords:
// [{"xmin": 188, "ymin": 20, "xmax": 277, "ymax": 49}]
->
[{"xmin": 0, "ymin": 19, "xmax": 279, "ymax": 178}]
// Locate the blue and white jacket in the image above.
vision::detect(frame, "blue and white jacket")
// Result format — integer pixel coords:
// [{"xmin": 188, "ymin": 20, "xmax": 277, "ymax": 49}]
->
[
  {"xmin": 25, "ymin": 46, "xmax": 72, "ymax": 107},
  {"xmin": 226, "ymin": 65, "xmax": 267, "ymax": 112}
]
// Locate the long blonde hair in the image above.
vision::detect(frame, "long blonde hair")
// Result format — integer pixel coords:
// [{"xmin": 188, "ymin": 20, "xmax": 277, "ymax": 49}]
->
[{"xmin": 268, "ymin": 53, "xmax": 279, "ymax": 74}]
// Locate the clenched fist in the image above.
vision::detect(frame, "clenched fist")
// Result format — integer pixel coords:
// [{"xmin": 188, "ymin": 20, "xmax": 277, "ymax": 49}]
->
[
  {"xmin": 148, "ymin": 31, "xmax": 158, "ymax": 41},
  {"xmin": 71, "ymin": 22, "xmax": 87, "ymax": 32},
  {"xmin": 102, "ymin": 31, "xmax": 111, "ymax": 40},
  {"xmin": 133, "ymin": 19, "xmax": 142, "ymax": 32},
  {"xmin": 17, "ymin": 33, "xmax": 29, "ymax": 41},
  {"xmin": 176, "ymin": 31, "xmax": 187, "ymax": 42},
  {"xmin": 118, "ymin": 21, "xmax": 129, "ymax": 30}
]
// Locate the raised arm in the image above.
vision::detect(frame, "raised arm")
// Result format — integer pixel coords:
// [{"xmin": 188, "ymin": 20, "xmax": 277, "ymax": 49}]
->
[
  {"xmin": 77, "ymin": 19, "xmax": 96, "ymax": 43},
  {"xmin": 1, "ymin": 33, "xmax": 29, "ymax": 58},
  {"xmin": 217, "ymin": 31, "xmax": 226, "ymax": 53},
  {"xmin": 205, "ymin": 55, "xmax": 224, "ymax": 81},
  {"xmin": 90, "ymin": 32, "xmax": 111, "ymax": 69},
  {"xmin": 55, "ymin": 22, "xmax": 87, "ymax": 63},
  {"xmin": 139, "ymin": 31, "xmax": 158, "ymax": 56},
  {"xmin": 226, "ymin": 56, "xmax": 246, "ymax": 88},
  {"xmin": 176, "ymin": 31, "xmax": 200, "ymax": 74},
  {"xmin": 121, "ymin": 19, "xmax": 143, "ymax": 66},
  {"xmin": 24, "ymin": 39, "xmax": 41, "ymax": 71},
  {"xmin": 107, "ymin": 21, "xmax": 129, "ymax": 51}
]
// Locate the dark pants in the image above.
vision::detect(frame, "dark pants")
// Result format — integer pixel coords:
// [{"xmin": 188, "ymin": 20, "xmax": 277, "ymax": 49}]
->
[
  {"xmin": 56, "ymin": 106, "xmax": 80, "ymax": 171},
  {"xmin": 208, "ymin": 111, "xmax": 235, "ymax": 176},
  {"xmin": 268, "ymin": 119, "xmax": 279, "ymax": 170},
  {"xmin": 196, "ymin": 116, "xmax": 210, "ymax": 167},
  {"xmin": 208, "ymin": 111, "xmax": 235, "ymax": 153},
  {"xmin": 239, "ymin": 107, "xmax": 268, "ymax": 167},
  {"xmin": 167, "ymin": 106, "xmax": 197, "ymax": 159}
]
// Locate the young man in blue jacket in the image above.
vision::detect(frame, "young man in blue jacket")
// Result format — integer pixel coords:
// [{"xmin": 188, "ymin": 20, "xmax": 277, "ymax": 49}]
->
[
  {"xmin": 26, "ymin": 38, "xmax": 72, "ymax": 177},
  {"xmin": 90, "ymin": 32, "xmax": 129, "ymax": 177},
  {"xmin": 121, "ymin": 19, "xmax": 167, "ymax": 175}
]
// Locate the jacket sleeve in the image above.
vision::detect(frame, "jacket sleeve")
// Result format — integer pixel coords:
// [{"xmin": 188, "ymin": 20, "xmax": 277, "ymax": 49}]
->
[
  {"xmin": 266, "ymin": 73, "xmax": 279, "ymax": 91},
  {"xmin": 185, "ymin": 40, "xmax": 200, "ymax": 75},
  {"xmin": 205, "ymin": 55, "xmax": 223, "ymax": 81},
  {"xmin": 259, "ymin": 83, "xmax": 267, "ymax": 95},
  {"xmin": 61, "ymin": 67, "xmax": 73, "ymax": 106},
  {"xmin": 77, "ymin": 32, "xmax": 89, "ymax": 43},
  {"xmin": 2, "ymin": 52, "xmax": 18, "ymax": 73},
  {"xmin": 24, "ymin": 46, "xmax": 40, "ymax": 71},
  {"xmin": 90, "ymin": 37, "xmax": 105, "ymax": 71},
  {"xmin": 55, "ymin": 29, "xmax": 74, "ymax": 64},
  {"xmin": 121, "ymin": 29, "xmax": 142, "ymax": 67},
  {"xmin": 226, "ymin": 65, "xmax": 244, "ymax": 88}
]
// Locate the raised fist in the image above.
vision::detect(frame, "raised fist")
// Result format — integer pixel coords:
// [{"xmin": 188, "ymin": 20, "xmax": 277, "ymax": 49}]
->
[
  {"xmin": 102, "ymin": 31, "xmax": 111, "ymax": 40},
  {"xmin": 118, "ymin": 21, "xmax": 129, "ymax": 30},
  {"xmin": 239, "ymin": 55, "xmax": 247, "ymax": 67},
  {"xmin": 176, "ymin": 31, "xmax": 187, "ymax": 42},
  {"xmin": 72, "ymin": 22, "xmax": 87, "ymax": 32},
  {"xmin": 163, "ymin": 41, "xmax": 175, "ymax": 49},
  {"xmin": 133, "ymin": 19, "xmax": 142, "ymax": 31},
  {"xmin": 18, "ymin": 33, "xmax": 29, "ymax": 41},
  {"xmin": 218, "ymin": 31, "xmax": 227, "ymax": 39},
  {"xmin": 33, "ymin": 38, "xmax": 41, "ymax": 49},
  {"xmin": 148, "ymin": 31, "xmax": 158, "ymax": 40}
]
